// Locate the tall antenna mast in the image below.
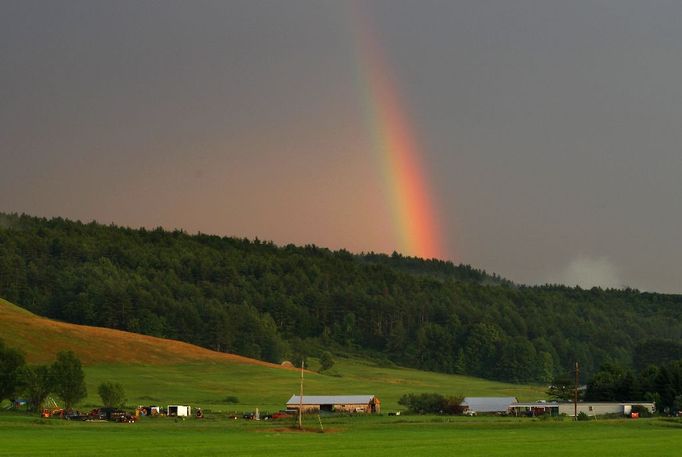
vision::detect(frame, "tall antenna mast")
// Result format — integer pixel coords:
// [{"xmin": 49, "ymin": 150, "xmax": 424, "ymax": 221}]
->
[{"xmin": 298, "ymin": 359, "xmax": 304, "ymax": 429}]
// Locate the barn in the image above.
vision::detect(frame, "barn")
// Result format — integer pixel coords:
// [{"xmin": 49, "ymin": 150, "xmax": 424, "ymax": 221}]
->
[{"xmin": 286, "ymin": 395, "xmax": 381, "ymax": 414}]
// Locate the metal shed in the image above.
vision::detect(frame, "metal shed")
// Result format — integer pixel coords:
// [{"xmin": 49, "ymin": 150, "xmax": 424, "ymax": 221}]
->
[{"xmin": 461, "ymin": 397, "xmax": 518, "ymax": 414}]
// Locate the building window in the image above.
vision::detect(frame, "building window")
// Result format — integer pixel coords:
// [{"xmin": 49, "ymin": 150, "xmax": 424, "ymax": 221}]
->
[{"xmin": 588, "ymin": 406, "xmax": 593, "ymax": 411}]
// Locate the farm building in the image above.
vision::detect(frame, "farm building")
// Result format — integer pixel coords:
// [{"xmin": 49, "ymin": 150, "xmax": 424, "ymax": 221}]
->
[
  {"xmin": 509, "ymin": 401, "xmax": 655, "ymax": 417},
  {"xmin": 559, "ymin": 401, "xmax": 655, "ymax": 417},
  {"xmin": 509, "ymin": 401, "xmax": 559, "ymax": 416},
  {"xmin": 286, "ymin": 395, "xmax": 381, "ymax": 414},
  {"xmin": 462, "ymin": 397, "xmax": 518, "ymax": 414}
]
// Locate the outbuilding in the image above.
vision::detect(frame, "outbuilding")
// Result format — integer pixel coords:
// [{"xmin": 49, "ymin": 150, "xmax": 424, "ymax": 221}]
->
[
  {"xmin": 167, "ymin": 405, "xmax": 191, "ymax": 417},
  {"xmin": 286, "ymin": 395, "xmax": 381, "ymax": 414},
  {"xmin": 509, "ymin": 401, "xmax": 655, "ymax": 417},
  {"xmin": 557, "ymin": 401, "xmax": 654, "ymax": 417},
  {"xmin": 461, "ymin": 397, "xmax": 518, "ymax": 415},
  {"xmin": 509, "ymin": 401, "xmax": 560, "ymax": 417}
]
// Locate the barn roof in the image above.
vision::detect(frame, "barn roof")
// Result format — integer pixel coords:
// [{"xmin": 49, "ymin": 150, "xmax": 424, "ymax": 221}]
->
[
  {"xmin": 462, "ymin": 397, "xmax": 518, "ymax": 412},
  {"xmin": 286, "ymin": 395, "xmax": 377, "ymax": 405}
]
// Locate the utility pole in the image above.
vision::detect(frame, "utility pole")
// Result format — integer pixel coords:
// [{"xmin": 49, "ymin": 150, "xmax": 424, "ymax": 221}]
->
[
  {"xmin": 298, "ymin": 360, "xmax": 304, "ymax": 430},
  {"xmin": 574, "ymin": 361, "xmax": 579, "ymax": 421}
]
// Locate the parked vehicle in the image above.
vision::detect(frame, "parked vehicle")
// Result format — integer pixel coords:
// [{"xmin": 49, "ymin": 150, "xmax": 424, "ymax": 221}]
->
[{"xmin": 65, "ymin": 411, "xmax": 88, "ymax": 421}]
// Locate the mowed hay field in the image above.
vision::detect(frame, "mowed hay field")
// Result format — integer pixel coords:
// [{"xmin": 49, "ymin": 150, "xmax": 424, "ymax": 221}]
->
[{"xmin": 1, "ymin": 414, "xmax": 682, "ymax": 457}]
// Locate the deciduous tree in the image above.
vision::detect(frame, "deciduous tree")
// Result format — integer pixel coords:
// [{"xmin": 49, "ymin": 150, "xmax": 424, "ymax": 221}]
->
[
  {"xmin": 20, "ymin": 365, "xmax": 53, "ymax": 412},
  {"xmin": 98, "ymin": 382, "xmax": 126, "ymax": 409},
  {"xmin": 0, "ymin": 339, "xmax": 25, "ymax": 402},
  {"xmin": 319, "ymin": 351, "xmax": 334, "ymax": 372},
  {"xmin": 51, "ymin": 351, "xmax": 87, "ymax": 410}
]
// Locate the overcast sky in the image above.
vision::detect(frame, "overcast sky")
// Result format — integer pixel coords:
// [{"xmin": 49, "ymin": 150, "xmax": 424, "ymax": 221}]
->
[{"xmin": 2, "ymin": 0, "xmax": 681, "ymax": 293}]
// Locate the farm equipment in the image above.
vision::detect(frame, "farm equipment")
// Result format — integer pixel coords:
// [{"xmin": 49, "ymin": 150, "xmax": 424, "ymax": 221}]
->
[
  {"xmin": 41, "ymin": 397, "xmax": 64, "ymax": 418},
  {"xmin": 41, "ymin": 408, "xmax": 64, "ymax": 418},
  {"xmin": 65, "ymin": 411, "xmax": 88, "ymax": 421},
  {"xmin": 87, "ymin": 408, "xmax": 108, "ymax": 420},
  {"xmin": 109, "ymin": 410, "xmax": 137, "ymax": 423},
  {"xmin": 137, "ymin": 406, "xmax": 161, "ymax": 416}
]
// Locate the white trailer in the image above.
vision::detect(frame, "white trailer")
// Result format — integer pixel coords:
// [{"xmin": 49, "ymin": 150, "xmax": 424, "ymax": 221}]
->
[{"xmin": 168, "ymin": 405, "xmax": 191, "ymax": 417}]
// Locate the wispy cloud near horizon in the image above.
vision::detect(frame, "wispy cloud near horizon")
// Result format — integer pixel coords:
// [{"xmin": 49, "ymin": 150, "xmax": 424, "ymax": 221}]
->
[{"xmin": 547, "ymin": 255, "xmax": 624, "ymax": 290}]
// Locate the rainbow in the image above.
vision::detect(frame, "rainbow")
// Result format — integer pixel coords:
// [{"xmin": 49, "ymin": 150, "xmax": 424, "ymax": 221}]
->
[{"xmin": 351, "ymin": 5, "xmax": 446, "ymax": 260}]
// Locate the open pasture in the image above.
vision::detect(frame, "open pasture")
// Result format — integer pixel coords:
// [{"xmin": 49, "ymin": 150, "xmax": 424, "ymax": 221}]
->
[
  {"xmin": 1, "ymin": 413, "xmax": 681, "ymax": 457},
  {"xmin": 82, "ymin": 358, "xmax": 545, "ymax": 412}
]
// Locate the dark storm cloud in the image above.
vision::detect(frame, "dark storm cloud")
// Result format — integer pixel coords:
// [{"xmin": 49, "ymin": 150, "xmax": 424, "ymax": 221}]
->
[{"xmin": 1, "ymin": 1, "xmax": 681, "ymax": 292}]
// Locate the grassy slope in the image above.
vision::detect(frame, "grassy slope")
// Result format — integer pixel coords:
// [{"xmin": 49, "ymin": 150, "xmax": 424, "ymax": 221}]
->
[
  {"xmin": 1, "ymin": 297, "xmax": 544, "ymax": 411},
  {"xmin": 0, "ymin": 298, "xmax": 281, "ymax": 367}
]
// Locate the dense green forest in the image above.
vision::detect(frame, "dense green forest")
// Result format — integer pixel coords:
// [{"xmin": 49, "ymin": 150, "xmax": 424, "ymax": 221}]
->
[
  {"xmin": 1, "ymin": 213, "xmax": 681, "ymax": 384},
  {"xmin": 585, "ymin": 357, "xmax": 682, "ymax": 414}
]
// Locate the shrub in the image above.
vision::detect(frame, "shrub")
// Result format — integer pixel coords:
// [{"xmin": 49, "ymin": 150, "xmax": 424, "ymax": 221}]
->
[
  {"xmin": 398, "ymin": 393, "xmax": 464, "ymax": 415},
  {"xmin": 577, "ymin": 411, "xmax": 590, "ymax": 421},
  {"xmin": 98, "ymin": 382, "xmax": 126, "ymax": 409},
  {"xmin": 319, "ymin": 352, "xmax": 335, "ymax": 372},
  {"xmin": 443, "ymin": 395, "xmax": 465, "ymax": 415}
]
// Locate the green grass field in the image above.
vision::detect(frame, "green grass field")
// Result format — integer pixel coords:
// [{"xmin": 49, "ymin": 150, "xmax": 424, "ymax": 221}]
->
[
  {"xmin": 1, "ymin": 413, "xmax": 681, "ymax": 457},
  {"xmin": 81, "ymin": 357, "xmax": 546, "ymax": 413},
  {"xmin": 0, "ymin": 297, "xmax": 545, "ymax": 412},
  {"xmin": 3, "ymin": 297, "xmax": 681, "ymax": 455}
]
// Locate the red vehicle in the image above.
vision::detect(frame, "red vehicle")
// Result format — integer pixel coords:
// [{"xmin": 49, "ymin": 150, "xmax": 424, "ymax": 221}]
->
[{"xmin": 271, "ymin": 411, "xmax": 290, "ymax": 420}]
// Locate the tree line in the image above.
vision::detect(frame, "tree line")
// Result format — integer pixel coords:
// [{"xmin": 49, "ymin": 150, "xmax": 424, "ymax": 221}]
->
[
  {"xmin": 584, "ymin": 358, "xmax": 682, "ymax": 414},
  {"xmin": 0, "ymin": 339, "xmax": 128, "ymax": 412},
  {"xmin": 0, "ymin": 340, "xmax": 87, "ymax": 411},
  {"xmin": 1, "ymin": 213, "xmax": 682, "ymax": 383}
]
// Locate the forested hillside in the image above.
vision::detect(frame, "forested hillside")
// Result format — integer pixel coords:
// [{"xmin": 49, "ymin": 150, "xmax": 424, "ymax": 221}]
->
[{"xmin": 1, "ymin": 213, "xmax": 681, "ymax": 383}]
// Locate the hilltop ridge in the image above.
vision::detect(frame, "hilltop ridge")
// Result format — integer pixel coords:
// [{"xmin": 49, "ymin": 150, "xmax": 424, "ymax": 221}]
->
[{"xmin": 1, "ymin": 212, "xmax": 682, "ymax": 383}]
